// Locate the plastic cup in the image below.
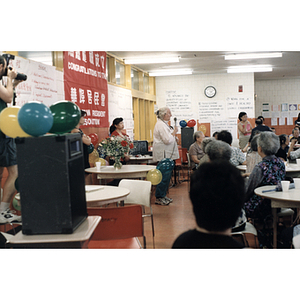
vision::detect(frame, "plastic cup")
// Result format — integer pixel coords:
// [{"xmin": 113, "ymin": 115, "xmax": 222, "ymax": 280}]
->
[
  {"xmin": 297, "ymin": 159, "xmax": 300, "ymax": 165},
  {"xmin": 294, "ymin": 178, "xmax": 300, "ymax": 189},
  {"xmin": 281, "ymin": 180, "xmax": 290, "ymax": 192},
  {"xmin": 96, "ymin": 161, "xmax": 101, "ymax": 170}
]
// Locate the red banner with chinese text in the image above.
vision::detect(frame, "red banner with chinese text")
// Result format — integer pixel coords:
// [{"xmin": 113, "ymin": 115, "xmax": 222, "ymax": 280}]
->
[{"xmin": 63, "ymin": 51, "xmax": 109, "ymax": 128}]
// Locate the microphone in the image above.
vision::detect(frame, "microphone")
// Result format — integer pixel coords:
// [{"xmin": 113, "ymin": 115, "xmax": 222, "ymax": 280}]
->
[{"xmin": 174, "ymin": 117, "xmax": 177, "ymax": 126}]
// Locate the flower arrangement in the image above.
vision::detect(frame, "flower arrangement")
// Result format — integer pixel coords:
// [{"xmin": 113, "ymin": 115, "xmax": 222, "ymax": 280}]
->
[{"xmin": 98, "ymin": 135, "xmax": 134, "ymax": 168}]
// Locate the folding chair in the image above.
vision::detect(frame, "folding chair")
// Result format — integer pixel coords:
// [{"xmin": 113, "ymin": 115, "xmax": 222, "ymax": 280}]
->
[
  {"xmin": 231, "ymin": 222, "xmax": 259, "ymax": 248},
  {"xmin": 87, "ymin": 205, "xmax": 145, "ymax": 249},
  {"xmin": 118, "ymin": 179, "xmax": 155, "ymax": 248}
]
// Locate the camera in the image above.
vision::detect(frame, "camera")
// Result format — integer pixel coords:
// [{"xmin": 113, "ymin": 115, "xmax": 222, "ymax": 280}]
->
[{"xmin": 2, "ymin": 54, "xmax": 27, "ymax": 81}]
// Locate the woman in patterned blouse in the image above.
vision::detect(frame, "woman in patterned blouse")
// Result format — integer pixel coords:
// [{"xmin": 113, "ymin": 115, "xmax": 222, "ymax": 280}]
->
[{"xmin": 244, "ymin": 132, "xmax": 285, "ymax": 222}]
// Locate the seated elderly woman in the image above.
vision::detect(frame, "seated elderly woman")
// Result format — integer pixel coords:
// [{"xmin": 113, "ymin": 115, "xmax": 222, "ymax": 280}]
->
[
  {"xmin": 197, "ymin": 137, "xmax": 215, "ymax": 167},
  {"xmin": 217, "ymin": 130, "xmax": 246, "ymax": 166},
  {"xmin": 188, "ymin": 131, "xmax": 205, "ymax": 170},
  {"xmin": 244, "ymin": 134, "xmax": 262, "ymax": 176},
  {"xmin": 205, "ymin": 140, "xmax": 232, "ymax": 162},
  {"xmin": 244, "ymin": 132, "xmax": 286, "ymax": 222}
]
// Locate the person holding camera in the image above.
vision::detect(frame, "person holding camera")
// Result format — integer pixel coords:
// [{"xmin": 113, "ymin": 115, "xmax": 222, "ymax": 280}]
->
[{"xmin": 0, "ymin": 55, "xmax": 23, "ymax": 224}]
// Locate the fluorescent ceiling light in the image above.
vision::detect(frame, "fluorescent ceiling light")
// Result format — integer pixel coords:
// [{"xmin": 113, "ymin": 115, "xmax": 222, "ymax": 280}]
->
[
  {"xmin": 227, "ymin": 65, "xmax": 273, "ymax": 73},
  {"xmin": 149, "ymin": 70, "xmax": 193, "ymax": 77},
  {"xmin": 224, "ymin": 52, "xmax": 282, "ymax": 60},
  {"xmin": 124, "ymin": 56, "xmax": 180, "ymax": 65}
]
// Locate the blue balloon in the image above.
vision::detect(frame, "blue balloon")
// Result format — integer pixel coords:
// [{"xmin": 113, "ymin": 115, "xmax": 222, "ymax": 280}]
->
[
  {"xmin": 179, "ymin": 120, "xmax": 187, "ymax": 128},
  {"xmin": 18, "ymin": 102, "xmax": 54, "ymax": 137},
  {"xmin": 157, "ymin": 158, "xmax": 175, "ymax": 173}
]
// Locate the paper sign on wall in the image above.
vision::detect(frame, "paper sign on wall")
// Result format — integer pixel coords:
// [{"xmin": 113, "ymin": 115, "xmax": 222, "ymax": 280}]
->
[
  {"xmin": 226, "ymin": 96, "xmax": 254, "ymax": 118},
  {"xmin": 198, "ymin": 100, "xmax": 226, "ymax": 121},
  {"xmin": 210, "ymin": 119, "xmax": 238, "ymax": 140},
  {"xmin": 10, "ymin": 56, "xmax": 58, "ymax": 107},
  {"xmin": 166, "ymin": 90, "xmax": 193, "ymax": 126}
]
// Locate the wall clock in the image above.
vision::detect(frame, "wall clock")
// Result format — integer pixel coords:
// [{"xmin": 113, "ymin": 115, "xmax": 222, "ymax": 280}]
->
[{"xmin": 204, "ymin": 86, "xmax": 216, "ymax": 98}]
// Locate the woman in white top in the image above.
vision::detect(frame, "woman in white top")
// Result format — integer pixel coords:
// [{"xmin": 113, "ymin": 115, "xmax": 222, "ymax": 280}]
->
[{"xmin": 153, "ymin": 107, "xmax": 179, "ymax": 205}]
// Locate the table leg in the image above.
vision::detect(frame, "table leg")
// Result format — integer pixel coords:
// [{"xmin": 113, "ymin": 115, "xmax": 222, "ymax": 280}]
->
[{"xmin": 272, "ymin": 207, "xmax": 277, "ymax": 249}]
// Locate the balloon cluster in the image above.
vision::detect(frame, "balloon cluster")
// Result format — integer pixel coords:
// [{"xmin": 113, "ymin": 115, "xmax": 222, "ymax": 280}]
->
[
  {"xmin": 0, "ymin": 101, "xmax": 81, "ymax": 138},
  {"xmin": 146, "ymin": 158, "xmax": 175, "ymax": 186},
  {"xmin": 179, "ymin": 119, "xmax": 196, "ymax": 128}
]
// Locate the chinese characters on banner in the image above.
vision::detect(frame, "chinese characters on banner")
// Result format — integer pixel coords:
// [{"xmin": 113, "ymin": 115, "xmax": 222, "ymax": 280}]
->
[{"xmin": 63, "ymin": 51, "xmax": 109, "ymax": 128}]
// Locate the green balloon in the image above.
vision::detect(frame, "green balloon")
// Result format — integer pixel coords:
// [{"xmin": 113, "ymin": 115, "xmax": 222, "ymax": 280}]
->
[
  {"xmin": 13, "ymin": 194, "xmax": 21, "ymax": 211},
  {"xmin": 49, "ymin": 101, "xmax": 81, "ymax": 134}
]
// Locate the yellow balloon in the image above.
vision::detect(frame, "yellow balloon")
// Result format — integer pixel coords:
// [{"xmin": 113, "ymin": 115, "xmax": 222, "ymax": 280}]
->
[
  {"xmin": 199, "ymin": 124, "xmax": 207, "ymax": 135},
  {"xmin": 146, "ymin": 169, "xmax": 162, "ymax": 185},
  {"xmin": 0, "ymin": 107, "xmax": 31, "ymax": 138},
  {"xmin": 89, "ymin": 149, "xmax": 100, "ymax": 166},
  {"xmin": 96, "ymin": 157, "xmax": 106, "ymax": 166}
]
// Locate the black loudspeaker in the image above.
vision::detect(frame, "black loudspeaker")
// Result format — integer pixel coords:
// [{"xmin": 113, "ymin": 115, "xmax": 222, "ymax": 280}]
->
[
  {"xmin": 181, "ymin": 127, "xmax": 194, "ymax": 150},
  {"xmin": 15, "ymin": 134, "xmax": 87, "ymax": 235}
]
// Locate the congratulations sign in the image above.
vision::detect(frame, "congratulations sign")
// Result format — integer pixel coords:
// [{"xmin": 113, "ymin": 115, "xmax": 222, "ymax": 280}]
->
[{"xmin": 63, "ymin": 51, "xmax": 109, "ymax": 128}]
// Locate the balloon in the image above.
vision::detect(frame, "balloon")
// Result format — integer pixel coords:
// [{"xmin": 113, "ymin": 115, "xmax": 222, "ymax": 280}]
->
[
  {"xmin": 13, "ymin": 194, "xmax": 21, "ymax": 211},
  {"xmin": 187, "ymin": 119, "xmax": 196, "ymax": 127},
  {"xmin": 157, "ymin": 158, "xmax": 175, "ymax": 173},
  {"xmin": 179, "ymin": 120, "xmax": 187, "ymax": 128},
  {"xmin": 146, "ymin": 169, "xmax": 162, "ymax": 185},
  {"xmin": 49, "ymin": 101, "xmax": 81, "ymax": 134},
  {"xmin": 89, "ymin": 133, "xmax": 98, "ymax": 146},
  {"xmin": 96, "ymin": 157, "xmax": 106, "ymax": 166},
  {"xmin": 15, "ymin": 177, "xmax": 19, "ymax": 192},
  {"xmin": 89, "ymin": 149, "xmax": 100, "ymax": 166},
  {"xmin": 0, "ymin": 107, "xmax": 31, "ymax": 138},
  {"xmin": 199, "ymin": 124, "xmax": 207, "ymax": 135},
  {"xmin": 18, "ymin": 102, "xmax": 53, "ymax": 137}
]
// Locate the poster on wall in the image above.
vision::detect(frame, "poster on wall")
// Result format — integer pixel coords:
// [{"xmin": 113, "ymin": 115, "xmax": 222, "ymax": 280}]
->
[
  {"xmin": 210, "ymin": 119, "xmax": 238, "ymax": 140},
  {"xmin": 165, "ymin": 90, "xmax": 193, "ymax": 127},
  {"xmin": 9, "ymin": 55, "xmax": 58, "ymax": 107},
  {"xmin": 198, "ymin": 100, "xmax": 226, "ymax": 122},
  {"xmin": 226, "ymin": 96, "xmax": 254, "ymax": 119},
  {"xmin": 63, "ymin": 51, "xmax": 109, "ymax": 128},
  {"xmin": 281, "ymin": 103, "xmax": 288, "ymax": 111}
]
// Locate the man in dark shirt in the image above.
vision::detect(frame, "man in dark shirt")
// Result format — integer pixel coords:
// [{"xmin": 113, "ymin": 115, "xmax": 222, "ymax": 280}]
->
[
  {"xmin": 172, "ymin": 160, "xmax": 245, "ymax": 249},
  {"xmin": 249, "ymin": 118, "xmax": 272, "ymax": 143}
]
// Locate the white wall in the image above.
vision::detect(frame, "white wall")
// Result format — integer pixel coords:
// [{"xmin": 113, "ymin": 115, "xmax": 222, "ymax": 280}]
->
[
  {"xmin": 255, "ymin": 77, "xmax": 300, "ymax": 116},
  {"xmin": 156, "ymin": 72, "xmax": 254, "ymax": 118}
]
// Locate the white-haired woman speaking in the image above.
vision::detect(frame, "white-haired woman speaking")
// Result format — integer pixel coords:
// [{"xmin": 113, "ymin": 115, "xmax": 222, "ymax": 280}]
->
[{"xmin": 153, "ymin": 107, "xmax": 179, "ymax": 205}]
